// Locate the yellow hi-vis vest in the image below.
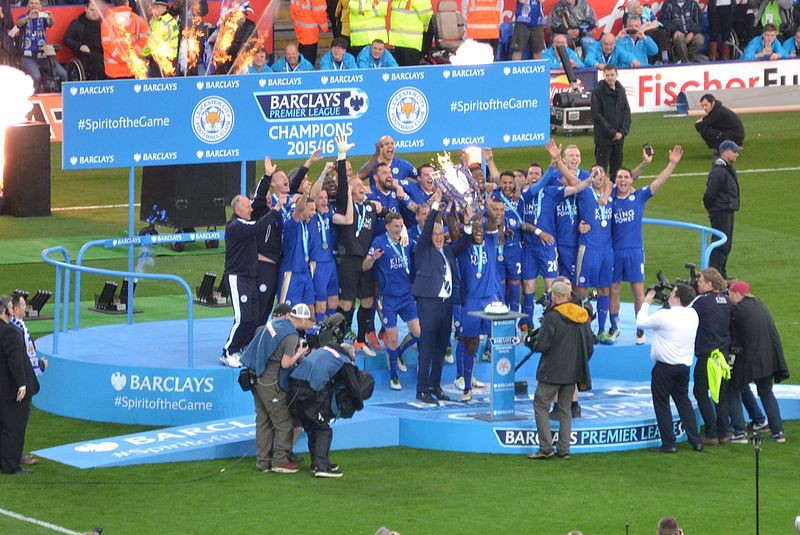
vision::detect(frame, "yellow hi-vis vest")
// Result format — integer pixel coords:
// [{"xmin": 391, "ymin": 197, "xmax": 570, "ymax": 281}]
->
[
  {"xmin": 349, "ymin": 0, "xmax": 389, "ymax": 47},
  {"xmin": 707, "ymin": 349, "xmax": 732, "ymax": 404},
  {"xmin": 389, "ymin": 0, "xmax": 433, "ymax": 50},
  {"xmin": 142, "ymin": 13, "xmax": 179, "ymax": 60}
]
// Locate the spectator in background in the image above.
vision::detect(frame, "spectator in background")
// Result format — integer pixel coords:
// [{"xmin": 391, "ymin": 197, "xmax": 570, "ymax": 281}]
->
[
  {"xmin": 591, "ymin": 64, "xmax": 631, "ymax": 182},
  {"xmin": 63, "ymin": 0, "xmax": 104, "ymax": 80},
  {"xmin": 511, "ymin": 0, "xmax": 546, "ymax": 60},
  {"xmin": 141, "ymin": 0, "xmax": 179, "ymax": 78},
  {"xmin": 694, "ymin": 94, "xmax": 746, "ymax": 152},
  {"xmin": 320, "ymin": 36, "xmax": 357, "ymax": 69},
  {"xmin": 659, "ymin": 0, "xmax": 706, "ymax": 63},
  {"xmin": 543, "ymin": 32, "xmax": 586, "ymax": 69},
  {"xmin": 707, "ymin": 0, "xmax": 735, "ymax": 60},
  {"xmin": 356, "ymin": 38, "xmax": 398, "ymax": 68},
  {"xmin": 549, "ymin": 0, "xmax": 597, "ymax": 55},
  {"xmin": 291, "ymin": 0, "xmax": 329, "ymax": 65},
  {"xmin": 585, "ymin": 32, "xmax": 640, "ymax": 68},
  {"xmin": 782, "ymin": 25, "xmax": 800, "ymax": 55},
  {"xmin": 247, "ymin": 47, "xmax": 269, "ymax": 73},
  {"xmin": 728, "ymin": 280, "xmax": 789, "ymax": 443},
  {"xmin": 0, "ymin": 0, "xmax": 16, "ymax": 65},
  {"xmin": 348, "ymin": 0, "xmax": 389, "ymax": 57},
  {"xmin": 389, "ymin": 0, "xmax": 432, "ymax": 66},
  {"xmin": 754, "ymin": 0, "xmax": 794, "ymax": 37},
  {"xmin": 624, "ymin": 0, "xmax": 670, "ymax": 63},
  {"xmin": 462, "ymin": 0, "xmax": 502, "ymax": 54},
  {"xmin": 272, "ymin": 42, "xmax": 314, "ymax": 72},
  {"xmin": 101, "ymin": 0, "xmax": 148, "ymax": 79},
  {"xmin": 742, "ymin": 22, "xmax": 787, "ymax": 59},
  {"xmin": 16, "ymin": 0, "xmax": 69, "ymax": 89},
  {"xmin": 616, "ymin": 16, "xmax": 658, "ymax": 65},
  {"xmin": 334, "ymin": 0, "xmax": 351, "ymax": 47}
]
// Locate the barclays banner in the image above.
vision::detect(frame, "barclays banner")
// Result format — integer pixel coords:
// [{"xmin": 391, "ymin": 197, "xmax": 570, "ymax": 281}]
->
[{"xmin": 62, "ymin": 61, "xmax": 550, "ymax": 170}]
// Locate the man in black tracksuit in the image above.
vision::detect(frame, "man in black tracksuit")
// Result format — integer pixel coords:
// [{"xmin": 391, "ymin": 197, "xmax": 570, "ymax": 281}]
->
[
  {"xmin": 220, "ymin": 195, "xmax": 281, "ymax": 367},
  {"xmin": 694, "ymin": 94, "xmax": 745, "ymax": 152},
  {"xmin": 703, "ymin": 139, "xmax": 741, "ymax": 280},
  {"xmin": 591, "ymin": 64, "xmax": 631, "ymax": 183}
]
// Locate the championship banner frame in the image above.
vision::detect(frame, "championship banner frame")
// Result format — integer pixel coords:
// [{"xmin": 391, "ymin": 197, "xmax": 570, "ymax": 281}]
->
[{"xmin": 62, "ymin": 61, "xmax": 551, "ymax": 170}]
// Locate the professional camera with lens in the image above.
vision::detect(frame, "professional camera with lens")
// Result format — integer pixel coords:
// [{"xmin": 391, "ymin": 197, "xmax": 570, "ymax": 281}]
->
[
  {"xmin": 647, "ymin": 271, "xmax": 673, "ymax": 305},
  {"xmin": 304, "ymin": 313, "xmax": 346, "ymax": 349}
]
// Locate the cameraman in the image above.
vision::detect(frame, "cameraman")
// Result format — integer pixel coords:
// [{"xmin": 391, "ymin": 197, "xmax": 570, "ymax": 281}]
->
[
  {"xmin": 636, "ymin": 284, "xmax": 702, "ymax": 453},
  {"xmin": 290, "ymin": 343, "xmax": 366, "ymax": 478},
  {"xmin": 240, "ymin": 304, "xmax": 314, "ymax": 474}
]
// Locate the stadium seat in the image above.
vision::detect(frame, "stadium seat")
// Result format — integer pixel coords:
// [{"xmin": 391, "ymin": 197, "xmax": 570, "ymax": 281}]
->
[{"xmin": 434, "ymin": 0, "xmax": 465, "ymax": 52}]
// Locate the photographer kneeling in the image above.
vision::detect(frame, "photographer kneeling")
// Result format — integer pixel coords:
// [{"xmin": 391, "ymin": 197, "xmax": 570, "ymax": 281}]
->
[
  {"xmin": 290, "ymin": 342, "xmax": 373, "ymax": 478},
  {"xmin": 240, "ymin": 304, "xmax": 314, "ymax": 474}
]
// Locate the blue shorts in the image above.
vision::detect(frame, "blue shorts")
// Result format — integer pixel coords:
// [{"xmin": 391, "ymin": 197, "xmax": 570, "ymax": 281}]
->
[
  {"xmin": 379, "ymin": 294, "xmax": 418, "ymax": 328},
  {"xmin": 522, "ymin": 245, "xmax": 558, "ymax": 281},
  {"xmin": 311, "ymin": 260, "xmax": 339, "ymax": 302},
  {"xmin": 575, "ymin": 246, "xmax": 613, "ymax": 289},
  {"xmin": 613, "ymin": 248, "xmax": 645, "ymax": 284},
  {"xmin": 497, "ymin": 243, "xmax": 522, "ymax": 282},
  {"xmin": 557, "ymin": 245, "xmax": 578, "ymax": 284},
  {"xmin": 460, "ymin": 296, "xmax": 494, "ymax": 338},
  {"xmin": 453, "ymin": 303, "xmax": 463, "ymax": 336},
  {"xmin": 278, "ymin": 270, "xmax": 315, "ymax": 307}
]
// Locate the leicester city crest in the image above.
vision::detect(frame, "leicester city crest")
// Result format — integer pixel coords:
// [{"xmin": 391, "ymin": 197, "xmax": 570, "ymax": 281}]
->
[
  {"xmin": 192, "ymin": 96, "xmax": 235, "ymax": 144},
  {"xmin": 386, "ymin": 87, "xmax": 428, "ymax": 134}
]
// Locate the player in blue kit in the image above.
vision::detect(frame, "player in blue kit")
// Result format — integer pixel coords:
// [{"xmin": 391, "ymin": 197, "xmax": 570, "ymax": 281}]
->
[
  {"xmin": 367, "ymin": 163, "xmax": 418, "ymax": 237},
  {"xmin": 363, "ymin": 213, "xmax": 422, "ymax": 390},
  {"xmin": 609, "ymin": 145, "xmax": 683, "ymax": 344},
  {"xmin": 278, "ymin": 191, "xmax": 318, "ymax": 315},
  {"xmin": 399, "ymin": 163, "xmax": 436, "ymax": 226},
  {"xmin": 358, "ymin": 135, "xmax": 418, "ymax": 188},
  {"xmin": 456, "ymin": 204, "xmax": 501, "ymax": 402},
  {"xmin": 492, "ymin": 171, "xmax": 525, "ymax": 316},
  {"xmin": 573, "ymin": 165, "xmax": 615, "ymax": 343},
  {"xmin": 551, "ymin": 146, "xmax": 590, "ymax": 284},
  {"xmin": 308, "ymin": 176, "xmax": 354, "ymax": 323}
]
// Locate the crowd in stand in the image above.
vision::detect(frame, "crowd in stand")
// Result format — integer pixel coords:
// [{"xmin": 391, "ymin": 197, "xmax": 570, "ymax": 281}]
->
[{"xmin": 2, "ymin": 0, "xmax": 800, "ymax": 91}]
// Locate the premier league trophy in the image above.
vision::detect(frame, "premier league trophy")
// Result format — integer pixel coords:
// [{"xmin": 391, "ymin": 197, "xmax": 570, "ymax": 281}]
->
[{"xmin": 430, "ymin": 151, "xmax": 485, "ymax": 212}]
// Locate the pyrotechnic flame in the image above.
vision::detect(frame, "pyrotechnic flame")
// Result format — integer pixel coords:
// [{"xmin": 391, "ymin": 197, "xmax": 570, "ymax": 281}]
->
[
  {"xmin": 229, "ymin": 34, "xmax": 267, "ymax": 74},
  {"xmin": 111, "ymin": 15, "xmax": 149, "ymax": 79},
  {"xmin": 450, "ymin": 39, "xmax": 495, "ymax": 66},
  {"xmin": 181, "ymin": 25, "xmax": 203, "ymax": 71},
  {"xmin": 149, "ymin": 35, "xmax": 177, "ymax": 76},
  {"xmin": 0, "ymin": 67, "xmax": 34, "ymax": 190},
  {"xmin": 213, "ymin": 7, "xmax": 245, "ymax": 68}
]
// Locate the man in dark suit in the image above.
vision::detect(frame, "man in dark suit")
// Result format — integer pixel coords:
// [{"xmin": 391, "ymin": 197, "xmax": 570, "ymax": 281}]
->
[
  {"xmin": 0, "ymin": 295, "xmax": 40, "ymax": 475},
  {"xmin": 411, "ymin": 190, "xmax": 464, "ymax": 404}
]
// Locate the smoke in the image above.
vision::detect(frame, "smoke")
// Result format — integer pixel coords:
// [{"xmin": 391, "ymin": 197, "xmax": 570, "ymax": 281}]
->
[
  {"xmin": 449, "ymin": 39, "xmax": 495, "ymax": 66},
  {"xmin": 0, "ymin": 67, "xmax": 34, "ymax": 190}
]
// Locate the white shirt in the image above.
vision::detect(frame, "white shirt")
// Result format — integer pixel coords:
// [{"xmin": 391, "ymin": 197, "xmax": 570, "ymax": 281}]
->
[
  {"xmin": 437, "ymin": 248, "xmax": 452, "ymax": 298},
  {"xmin": 636, "ymin": 303, "xmax": 698, "ymax": 366}
]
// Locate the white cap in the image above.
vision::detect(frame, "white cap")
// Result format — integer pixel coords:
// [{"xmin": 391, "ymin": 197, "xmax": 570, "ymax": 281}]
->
[{"xmin": 290, "ymin": 303, "xmax": 312, "ymax": 320}]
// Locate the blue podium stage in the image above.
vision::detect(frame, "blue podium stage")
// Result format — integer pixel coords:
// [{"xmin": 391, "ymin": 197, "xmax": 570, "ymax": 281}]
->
[{"xmin": 34, "ymin": 307, "xmax": 800, "ymax": 468}]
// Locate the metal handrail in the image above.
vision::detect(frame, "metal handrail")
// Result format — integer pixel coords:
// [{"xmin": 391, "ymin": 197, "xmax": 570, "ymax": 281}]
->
[
  {"xmin": 642, "ymin": 218, "xmax": 728, "ymax": 269},
  {"xmin": 41, "ymin": 247, "xmax": 197, "ymax": 367}
]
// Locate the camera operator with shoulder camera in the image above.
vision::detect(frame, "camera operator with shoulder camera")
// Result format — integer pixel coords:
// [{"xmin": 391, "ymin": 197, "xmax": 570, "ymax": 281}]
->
[
  {"xmin": 529, "ymin": 281, "xmax": 594, "ymax": 460},
  {"xmin": 636, "ymin": 283, "xmax": 702, "ymax": 453},
  {"xmin": 240, "ymin": 304, "xmax": 314, "ymax": 474},
  {"xmin": 290, "ymin": 336, "xmax": 372, "ymax": 478}
]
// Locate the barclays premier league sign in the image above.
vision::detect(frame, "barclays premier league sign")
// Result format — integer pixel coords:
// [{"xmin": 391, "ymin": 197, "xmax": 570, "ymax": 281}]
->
[{"xmin": 62, "ymin": 61, "xmax": 550, "ymax": 170}]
